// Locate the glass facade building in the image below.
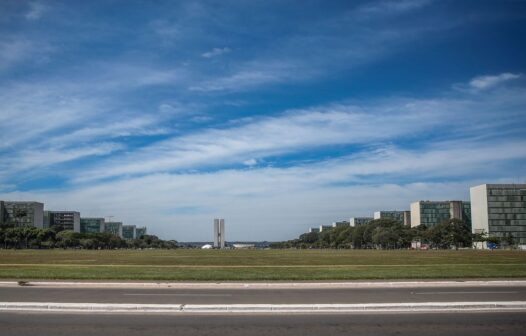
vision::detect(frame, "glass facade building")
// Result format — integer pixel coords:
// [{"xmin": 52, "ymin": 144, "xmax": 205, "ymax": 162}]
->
[
  {"xmin": 0, "ymin": 201, "xmax": 44, "ymax": 228},
  {"xmin": 373, "ymin": 211, "xmax": 411, "ymax": 225},
  {"xmin": 410, "ymin": 200, "xmax": 471, "ymax": 228},
  {"xmin": 332, "ymin": 221, "xmax": 350, "ymax": 228},
  {"xmin": 350, "ymin": 217, "xmax": 373, "ymax": 227},
  {"xmin": 122, "ymin": 225, "xmax": 136, "ymax": 239},
  {"xmin": 80, "ymin": 218, "xmax": 105, "ymax": 234},
  {"xmin": 46, "ymin": 211, "xmax": 80, "ymax": 232},
  {"xmin": 471, "ymin": 184, "xmax": 526, "ymax": 246},
  {"xmin": 104, "ymin": 221, "xmax": 123, "ymax": 238},
  {"xmin": 135, "ymin": 227, "xmax": 147, "ymax": 238}
]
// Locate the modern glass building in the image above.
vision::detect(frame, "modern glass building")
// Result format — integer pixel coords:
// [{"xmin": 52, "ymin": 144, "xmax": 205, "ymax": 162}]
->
[
  {"xmin": 319, "ymin": 225, "xmax": 333, "ymax": 232},
  {"xmin": 410, "ymin": 201, "xmax": 471, "ymax": 228},
  {"xmin": 104, "ymin": 221, "xmax": 123, "ymax": 238},
  {"xmin": 471, "ymin": 184, "xmax": 526, "ymax": 247},
  {"xmin": 0, "ymin": 201, "xmax": 44, "ymax": 228},
  {"xmin": 373, "ymin": 211, "xmax": 411, "ymax": 225},
  {"xmin": 332, "ymin": 221, "xmax": 350, "ymax": 228},
  {"xmin": 349, "ymin": 217, "xmax": 373, "ymax": 227},
  {"xmin": 135, "ymin": 227, "xmax": 147, "ymax": 238},
  {"xmin": 0, "ymin": 201, "xmax": 6, "ymax": 226},
  {"xmin": 122, "ymin": 225, "xmax": 136, "ymax": 240},
  {"xmin": 45, "ymin": 211, "xmax": 80, "ymax": 232},
  {"xmin": 80, "ymin": 218, "xmax": 105, "ymax": 234}
]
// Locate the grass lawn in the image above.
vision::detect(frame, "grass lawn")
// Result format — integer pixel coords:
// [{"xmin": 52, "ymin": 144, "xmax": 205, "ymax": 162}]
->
[{"xmin": 0, "ymin": 249, "xmax": 525, "ymax": 281}]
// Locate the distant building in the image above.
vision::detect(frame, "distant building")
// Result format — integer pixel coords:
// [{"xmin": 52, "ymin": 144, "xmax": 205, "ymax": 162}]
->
[
  {"xmin": 332, "ymin": 221, "xmax": 350, "ymax": 228},
  {"xmin": 0, "ymin": 201, "xmax": 6, "ymax": 225},
  {"xmin": 45, "ymin": 211, "xmax": 80, "ymax": 232},
  {"xmin": 0, "ymin": 201, "xmax": 44, "ymax": 228},
  {"xmin": 471, "ymin": 184, "xmax": 526, "ymax": 248},
  {"xmin": 410, "ymin": 201, "xmax": 471, "ymax": 228},
  {"xmin": 122, "ymin": 225, "xmax": 136, "ymax": 240},
  {"xmin": 104, "ymin": 221, "xmax": 123, "ymax": 238},
  {"xmin": 350, "ymin": 217, "xmax": 373, "ymax": 227},
  {"xmin": 319, "ymin": 225, "xmax": 332, "ymax": 232},
  {"xmin": 213, "ymin": 218, "xmax": 225, "ymax": 248},
  {"xmin": 201, "ymin": 244, "xmax": 213, "ymax": 249},
  {"xmin": 80, "ymin": 218, "xmax": 105, "ymax": 234},
  {"xmin": 309, "ymin": 227, "xmax": 320, "ymax": 233},
  {"xmin": 403, "ymin": 211, "xmax": 412, "ymax": 226},
  {"xmin": 135, "ymin": 227, "xmax": 147, "ymax": 238},
  {"xmin": 374, "ymin": 211, "xmax": 410, "ymax": 225}
]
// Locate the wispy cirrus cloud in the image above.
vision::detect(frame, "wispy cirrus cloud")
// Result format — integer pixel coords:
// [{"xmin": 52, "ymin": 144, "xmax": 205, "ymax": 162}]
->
[
  {"xmin": 73, "ymin": 82, "xmax": 526, "ymax": 183},
  {"xmin": 469, "ymin": 72, "xmax": 521, "ymax": 90},
  {"xmin": 25, "ymin": 2, "xmax": 47, "ymax": 20},
  {"xmin": 202, "ymin": 47, "xmax": 231, "ymax": 58}
]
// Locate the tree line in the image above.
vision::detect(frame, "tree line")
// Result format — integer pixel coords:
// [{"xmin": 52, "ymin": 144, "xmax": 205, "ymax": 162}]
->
[
  {"xmin": 0, "ymin": 226, "xmax": 178, "ymax": 249},
  {"xmin": 270, "ymin": 218, "xmax": 514, "ymax": 249}
]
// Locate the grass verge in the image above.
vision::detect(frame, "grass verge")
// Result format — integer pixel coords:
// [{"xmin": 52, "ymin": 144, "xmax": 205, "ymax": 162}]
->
[{"xmin": 0, "ymin": 249, "xmax": 525, "ymax": 280}]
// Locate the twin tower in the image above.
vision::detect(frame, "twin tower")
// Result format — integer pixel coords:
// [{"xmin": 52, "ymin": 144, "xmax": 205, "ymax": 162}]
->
[{"xmin": 213, "ymin": 218, "xmax": 225, "ymax": 249}]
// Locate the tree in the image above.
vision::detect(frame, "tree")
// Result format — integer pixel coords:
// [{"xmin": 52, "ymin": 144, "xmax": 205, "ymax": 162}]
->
[
  {"xmin": 427, "ymin": 219, "xmax": 472, "ymax": 249},
  {"xmin": 502, "ymin": 233, "xmax": 516, "ymax": 248},
  {"xmin": 12, "ymin": 208, "xmax": 28, "ymax": 227},
  {"xmin": 55, "ymin": 230, "xmax": 80, "ymax": 248}
]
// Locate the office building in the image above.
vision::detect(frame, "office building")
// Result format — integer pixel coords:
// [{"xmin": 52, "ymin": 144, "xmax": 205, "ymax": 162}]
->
[
  {"xmin": 373, "ymin": 210, "xmax": 411, "ymax": 225},
  {"xmin": 332, "ymin": 221, "xmax": 350, "ymax": 228},
  {"xmin": 104, "ymin": 221, "xmax": 123, "ymax": 238},
  {"xmin": 0, "ymin": 201, "xmax": 44, "ymax": 228},
  {"xmin": 122, "ymin": 225, "xmax": 136, "ymax": 240},
  {"xmin": 350, "ymin": 217, "xmax": 373, "ymax": 227},
  {"xmin": 319, "ymin": 225, "xmax": 332, "ymax": 232},
  {"xmin": 470, "ymin": 184, "xmax": 526, "ymax": 247},
  {"xmin": 80, "ymin": 218, "xmax": 105, "ymax": 234},
  {"xmin": 213, "ymin": 218, "xmax": 225, "ymax": 248},
  {"xmin": 0, "ymin": 201, "xmax": 6, "ymax": 225},
  {"xmin": 410, "ymin": 200, "xmax": 471, "ymax": 228},
  {"xmin": 45, "ymin": 211, "xmax": 80, "ymax": 232},
  {"xmin": 136, "ymin": 227, "xmax": 147, "ymax": 238}
]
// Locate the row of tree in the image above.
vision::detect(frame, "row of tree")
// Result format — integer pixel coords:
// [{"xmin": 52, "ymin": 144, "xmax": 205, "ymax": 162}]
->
[
  {"xmin": 0, "ymin": 226, "xmax": 178, "ymax": 249},
  {"xmin": 270, "ymin": 218, "xmax": 514, "ymax": 249}
]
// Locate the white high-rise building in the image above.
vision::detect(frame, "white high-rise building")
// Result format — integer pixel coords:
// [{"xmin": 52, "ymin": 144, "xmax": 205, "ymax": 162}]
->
[
  {"xmin": 213, "ymin": 218, "xmax": 225, "ymax": 248},
  {"xmin": 470, "ymin": 184, "xmax": 526, "ymax": 248}
]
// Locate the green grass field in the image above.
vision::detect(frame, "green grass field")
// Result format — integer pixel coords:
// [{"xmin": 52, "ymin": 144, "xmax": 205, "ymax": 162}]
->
[{"xmin": 0, "ymin": 249, "xmax": 525, "ymax": 281}]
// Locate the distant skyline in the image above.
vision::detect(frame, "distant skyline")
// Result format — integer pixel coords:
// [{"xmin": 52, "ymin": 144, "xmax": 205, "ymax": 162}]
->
[{"xmin": 1, "ymin": 1, "xmax": 525, "ymax": 241}]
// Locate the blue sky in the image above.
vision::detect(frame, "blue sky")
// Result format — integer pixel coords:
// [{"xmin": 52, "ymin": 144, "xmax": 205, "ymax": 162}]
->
[{"xmin": 1, "ymin": 0, "xmax": 525, "ymax": 241}]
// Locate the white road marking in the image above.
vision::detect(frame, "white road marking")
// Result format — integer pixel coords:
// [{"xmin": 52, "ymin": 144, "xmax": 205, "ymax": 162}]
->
[
  {"xmin": 123, "ymin": 293, "xmax": 233, "ymax": 297},
  {"xmin": 1, "ymin": 301, "xmax": 526, "ymax": 313},
  {"xmin": 413, "ymin": 291, "xmax": 519, "ymax": 295}
]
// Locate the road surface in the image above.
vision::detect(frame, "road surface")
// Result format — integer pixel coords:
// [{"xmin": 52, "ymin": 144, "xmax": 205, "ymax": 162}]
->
[
  {"xmin": 1, "ymin": 311, "xmax": 525, "ymax": 336},
  {"xmin": 1, "ymin": 285, "xmax": 525, "ymax": 304}
]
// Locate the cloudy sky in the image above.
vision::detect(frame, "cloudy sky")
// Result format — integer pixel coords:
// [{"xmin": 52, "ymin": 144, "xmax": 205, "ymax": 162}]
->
[{"xmin": 1, "ymin": 0, "xmax": 525, "ymax": 241}]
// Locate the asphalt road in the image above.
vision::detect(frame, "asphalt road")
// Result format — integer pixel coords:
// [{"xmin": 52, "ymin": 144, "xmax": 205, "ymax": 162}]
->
[
  {"xmin": 1, "ymin": 311, "xmax": 525, "ymax": 336},
  {"xmin": 1, "ymin": 286, "xmax": 526, "ymax": 304}
]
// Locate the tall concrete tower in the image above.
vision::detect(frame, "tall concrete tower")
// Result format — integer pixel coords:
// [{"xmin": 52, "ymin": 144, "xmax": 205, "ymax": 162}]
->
[{"xmin": 213, "ymin": 218, "xmax": 225, "ymax": 248}]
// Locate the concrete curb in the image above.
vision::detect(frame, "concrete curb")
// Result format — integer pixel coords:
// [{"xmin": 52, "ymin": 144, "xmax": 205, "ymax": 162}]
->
[
  {"xmin": 2, "ymin": 280, "xmax": 526, "ymax": 289},
  {"xmin": 1, "ymin": 301, "xmax": 526, "ymax": 313}
]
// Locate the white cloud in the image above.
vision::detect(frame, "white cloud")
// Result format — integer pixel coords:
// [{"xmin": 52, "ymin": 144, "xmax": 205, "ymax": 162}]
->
[
  {"xmin": 243, "ymin": 158, "xmax": 258, "ymax": 166},
  {"xmin": 357, "ymin": 0, "xmax": 433, "ymax": 16},
  {"xmin": 0, "ymin": 143, "xmax": 124, "ymax": 181},
  {"xmin": 1, "ymin": 135, "xmax": 524, "ymax": 240},
  {"xmin": 25, "ymin": 2, "xmax": 46, "ymax": 20},
  {"xmin": 469, "ymin": 72, "xmax": 521, "ymax": 90},
  {"xmin": 202, "ymin": 47, "xmax": 231, "ymax": 58},
  {"xmin": 73, "ymin": 84, "xmax": 526, "ymax": 183}
]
